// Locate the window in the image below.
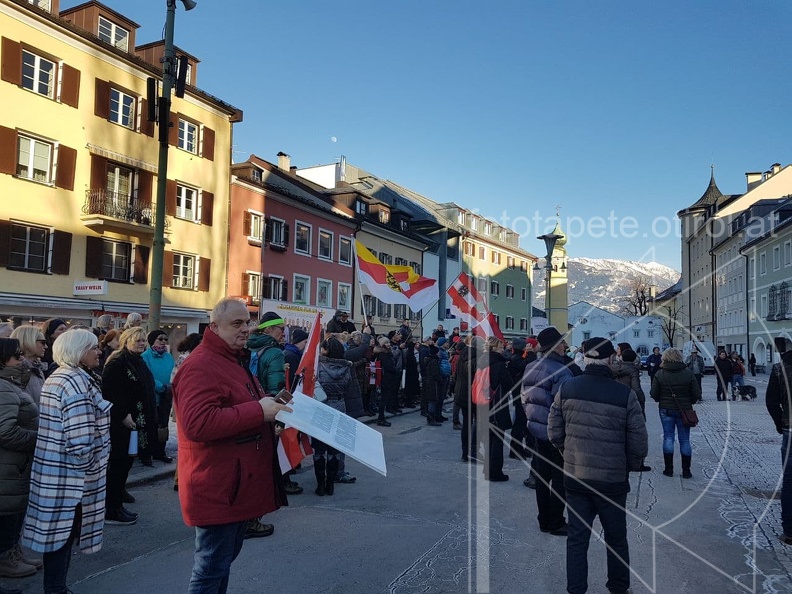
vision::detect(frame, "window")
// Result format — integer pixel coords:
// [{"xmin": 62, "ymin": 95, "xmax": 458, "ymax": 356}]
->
[
  {"xmin": 520, "ymin": 318, "xmax": 528, "ymax": 332},
  {"xmin": 17, "ymin": 134, "xmax": 52, "ymax": 183},
  {"xmin": 22, "ymin": 49, "xmax": 55, "ymax": 98},
  {"xmin": 105, "ymin": 163, "xmax": 133, "ymax": 200},
  {"xmin": 457, "ymin": 211, "xmax": 466, "ymax": 225},
  {"xmin": 761, "ymin": 294, "xmax": 768, "ymax": 317},
  {"xmin": 394, "ymin": 304, "xmax": 408, "ymax": 321},
  {"xmin": 477, "ymin": 277, "xmax": 487, "ymax": 292},
  {"xmin": 378, "ymin": 252, "xmax": 393, "ymax": 265},
  {"xmin": 505, "ymin": 316, "xmax": 514, "ymax": 330},
  {"xmin": 769, "ymin": 285, "xmax": 778, "ymax": 319},
  {"xmin": 377, "ymin": 299, "xmax": 392, "ymax": 319},
  {"xmin": 318, "ymin": 230, "xmax": 333, "ymax": 261},
  {"xmin": 409, "ymin": 261, "xmax": 422, "ymax": 276},
  {"xmin": 295, "ymin": 222, "xmax": 311, "ymax": 255},
  {"xmin": 471, "ymin": 217, "xmax": 479, "ymax": 231},
  {"xmin": 355, "ymin": 200, "xmax": 368, "ymax": 216},
  {"xmin": 647, "ymin": 330, "xmax": 655, "ymax": 338},
  {"xmin": 247, "ymin": 211, "xmax": 263, "ymax": 242},
  {"xmin": 267, "ymin": 217, "xmax": 286, "ymax": 247},
  {"xmin": 633, "ymin": 329, "xmax": 640, "ymax": 338},
  {"xmin": 583, "ymin": 331, "xmax": 591, "ymax": 341},
  {"xmin": 251, "ymin": 169, "xmax": 261, "ymax": 182},
  {"xmin": 262, "ymin": 276, "xmax": 285, "ymax": 301},
  {"xmin": 463, "ymin": 241, "xmax": 475, "ymax": 257},
  {"xmin": 246, "ymin": 272, "xmax": 261, "ymax": 304},
  {"xmin": 379, "ymin": 208, "xmax": 390, "ymax": 224},
  {"xmin": 760, "ymin": 252, "xmax": 767, "ymax": 275},
  {"xmin": 99, "ymin": 240, "xmax": 131, "ymax": 282},
  {"xmin": 520, "ymin": 261, "xmax": 528, "ymax": 272},
  {"xmin": 339, "ymin": 237, "xmax": 352, "ymax": 265},
  {"xmin": 484, "ymin": 221, "xmax": 492, "ymax": 235},
  {"xmin": 362, "ymin": 294, "xmax": 375, "ymax": 316},
  {"xmin": 109, "ymin": 88, "xmax": 135, "ymax": 128},
  {"xmin": 172, "ymin": 253, "xmax": 195, "ymax": 288},
  {"xmin": 491, "ymin": 281, "xmax": 500, "ymax": 296},
  {"xmin": 478, "ymin": 246, "xmax": 485, "ymax": 260},
  {"xmin": 293, "ymin": 275, "xmax": 309, "ymax": 304},
  {"xmin": 98, "ymin": 16, "xmax": 129, "ymax": 51},
  {"xmin": 9, "ymin": 223, "xmax": 49, "ymax": 272},
  {"xmin": 338, "ymin": 283, "xmax": 352, "ymax": 311},
  {"xmin": 178, "ymin": 119, "xmax": 198, "ymax": 154},
  {"xmin": 785, "ymin": 242, "xmax": 792, "ymax": 267},
  {"xmin": 507, "ymin": 256, "xmax": 515, "ymax": 269},
  {"xmin": 521, "ymin": 287, "xmax": 527, "ymax": 301},
  {"xmin": 176, "ymin": 185, "xmax": 199, "ymax": 222},
  {"xmin": 773, "ymin": 246, "xmax": 781, "ymax": 270},
  {"xmin": 491, "ymin": 250, "xmax": 501, "ymax": 265},
  {"xmin": 317, "ymin": 279, "xmax": 332, "ymax": 307},
  {"xmin": 506, "ymin": 285, "xmax": 514, "ymax": 299}
]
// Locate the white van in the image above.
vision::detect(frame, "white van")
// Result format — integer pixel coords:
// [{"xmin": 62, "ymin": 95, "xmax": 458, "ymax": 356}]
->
[{"xmin": 682, "ymin": 340, "xmax": 716, "ymax": 373}]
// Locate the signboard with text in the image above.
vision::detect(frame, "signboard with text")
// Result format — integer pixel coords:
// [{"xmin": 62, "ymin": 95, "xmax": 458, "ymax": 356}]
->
[{"xmin": 73, "ymin": 280, "xmax": 108, "ymax": 296}]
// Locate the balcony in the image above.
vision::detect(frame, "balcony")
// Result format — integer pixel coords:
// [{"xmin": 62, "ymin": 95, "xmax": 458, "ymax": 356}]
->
[{"xmin": 81, "ymin": 190, "xmax": 165, "ymax": 234}]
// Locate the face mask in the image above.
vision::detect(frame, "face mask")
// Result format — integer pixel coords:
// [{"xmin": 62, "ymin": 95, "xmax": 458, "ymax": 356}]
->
[{"xmin": 152, "ymin": 344, "xmax": 168, "ymax": 354}]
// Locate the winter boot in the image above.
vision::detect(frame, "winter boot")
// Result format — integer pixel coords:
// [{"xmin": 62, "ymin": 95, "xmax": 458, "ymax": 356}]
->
[
  {"xmin": 325, "ymin": 457, "xmax": 339, "ymax": 496},
  {"xmin": 681, "ymin": 454, "xmax": 692, "ymax": 479},
  {"xmin": 662, "ymin": 453, "xmax": 674, "ymax": 477},
  {"xmin": 11, "ymin": 543, "xmax": 42, "ymax": 570},
  {"xmin": 314, "ymin": 457, "xmax": 326, "ymax": 496},
  {"xmin": 0, "ymin": 548, "xmax": 37, "ymax": 578}
]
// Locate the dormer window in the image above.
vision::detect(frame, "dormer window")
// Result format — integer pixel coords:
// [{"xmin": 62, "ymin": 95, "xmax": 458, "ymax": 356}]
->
[
  {"xmin": 355, "ymin": 200, "xmax": 368, "ymax": 216},
  {"xmin": 379, "ymin": 207, "xmax": 390, "ymax": 224},
  {"xmin": 251, "ymin": 169, "xmax": 261, "ymax": 182},
  {"xmin": 98, "ymin": 16, "xmax": 129, "ymax": 51},
  {"xmin": 28, "ymin": 0, "xmax": 51, "ymax": 10}
]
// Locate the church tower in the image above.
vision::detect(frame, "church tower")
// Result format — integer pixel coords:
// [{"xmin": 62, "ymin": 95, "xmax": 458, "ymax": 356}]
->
[{"xmin": 546, "ymin": 221, "xmax": 569, "ymax": 332}]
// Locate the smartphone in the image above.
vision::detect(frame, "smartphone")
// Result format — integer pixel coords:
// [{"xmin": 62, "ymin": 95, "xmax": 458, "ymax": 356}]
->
[{"xmin": 274, "ymin": 389, "xmax": 293, "ymax": 405}]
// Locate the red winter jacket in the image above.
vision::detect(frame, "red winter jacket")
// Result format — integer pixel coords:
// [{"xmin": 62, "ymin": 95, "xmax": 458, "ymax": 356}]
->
[{"xmin": 172, "ymin": 329, "xmax": 285, "ymax": 526}]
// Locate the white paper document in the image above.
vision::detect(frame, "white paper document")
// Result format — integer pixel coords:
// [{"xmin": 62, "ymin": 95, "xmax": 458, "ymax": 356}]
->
[{"xmin": 276, "ymin": 392, "xmax": 387, "ymax": 477}]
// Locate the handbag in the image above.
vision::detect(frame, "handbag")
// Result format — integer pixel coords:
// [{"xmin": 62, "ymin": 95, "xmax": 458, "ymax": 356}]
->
[{"xmin": 665, "ymin": 377, "xmax": 699, "ymax": 428}]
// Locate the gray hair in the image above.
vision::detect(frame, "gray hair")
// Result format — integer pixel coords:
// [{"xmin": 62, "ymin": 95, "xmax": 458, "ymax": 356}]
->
[
  {"xmin": 662, "ymin": 348, "xmax": 683, "ymax": 364},
  {"xmin": 96, "ymin": 314, "xmax": 114, "ymax": 329},
  {"xmin": 350, "ymin": 331, "xmax": 364, "ymax": 346},
  {"xmin": 52, "ymin": 329, "xmax": 98, "ymax": 368},
  {"xmin": 11, "ymin": 325, "xmax": 44, "ymax": 356},
  {"xmin": 210, "ymin": 297, "xmax": 248, "ymax": 323},
  {"xmin": 584, "ymin": 356, "xmax": 611, "ymax": 367},
  {"xmin": 124, "ymin": 312, "xmax": 143, "ymax": 329}
]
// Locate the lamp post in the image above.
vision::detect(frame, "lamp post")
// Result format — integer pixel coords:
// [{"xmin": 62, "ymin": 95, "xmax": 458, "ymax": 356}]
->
[
  {"xmin": 537, "ymin": 233, "xmax": 562, "ymax": 322},
  {"xmin": 148, "ymin": 0, "xmax": 196, "ymax": 331}
]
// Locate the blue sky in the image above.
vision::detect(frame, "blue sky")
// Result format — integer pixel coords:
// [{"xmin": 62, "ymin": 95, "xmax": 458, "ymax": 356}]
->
[{"xmin": 94, "ymin": 0, "xmax": 792, "ymax": 270}]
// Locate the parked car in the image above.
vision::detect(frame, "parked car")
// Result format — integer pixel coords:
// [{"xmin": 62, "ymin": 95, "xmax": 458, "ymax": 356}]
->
[{"xmin": 640, "ymin": 355, "xmax": 649, "ymax": 370}]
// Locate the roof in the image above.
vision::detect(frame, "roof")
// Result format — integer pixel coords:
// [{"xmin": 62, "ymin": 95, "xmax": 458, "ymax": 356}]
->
[
  {"xmin": 59, "ymin": 0, "xmax": 140, "ymax": 29},
  {"xmin": 678, "ymin": 167, "xmax": 738, "ymax": 216},
  {"xmin": 532, "ymin": 306, "xmax": 546, "ymax": 318},
  {"xmin": 653, "ymin": 277, "xmax": 683, "ymax": 301}
]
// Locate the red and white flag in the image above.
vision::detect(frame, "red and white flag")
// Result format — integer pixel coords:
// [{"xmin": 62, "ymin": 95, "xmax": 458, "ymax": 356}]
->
[
  {"xmin": 446, "ymin": 272, "xmax": 504, "ymax": 340},
  {"xmin": 277, "ymin": 312, "xmax": 321, "ymax": 473}
]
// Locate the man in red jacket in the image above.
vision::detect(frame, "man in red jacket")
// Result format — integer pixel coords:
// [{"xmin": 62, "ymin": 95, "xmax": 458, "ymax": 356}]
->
[{"xmin": 173, "ymin": 297, "xmax": 292, "ymax": 594}]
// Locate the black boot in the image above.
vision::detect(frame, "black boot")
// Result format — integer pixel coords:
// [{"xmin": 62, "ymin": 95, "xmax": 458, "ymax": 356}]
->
[
  {"xmin": 681, "ymin": 454, "xmax": 692, "ymax": 479},
  {"xmin": 325, "ymin": 457, "xmax": 339, "ymax": 496},
  {"xmin": 509, "ymin": 441, "xmax": 525, "ymax": 459},
  {"xmin": 663, "ymin": 453, "xmax": 674, "ymax": 477},
  {"xmin": 313, "ymin": 457, "xmax": 326, "ymax": 496}
]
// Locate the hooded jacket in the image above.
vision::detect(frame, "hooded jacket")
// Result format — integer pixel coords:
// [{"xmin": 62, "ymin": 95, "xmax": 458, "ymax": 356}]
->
[
  {"xmin": 650, "ymin": 360, "xmax": 701, "ymax": 410},
  {"xmin": 422, "ymin": 347, "xmax": 443, "ymax": 403},
  {"xmin": 247, "ymin": 333, "xmax": 285, "ymax": 394},
  {"xmin": 611, "ymin": 358, "xmax": 646, "ymax": 410},
  {"xmin": 317, "ymin": 356, "xmax": 364, "ymax": 419},
  {"xmin": 453, "ymin": 345, "xmax": 477, "ymax": 409},
  {"xmin": 522, "ymin": 351, "xmax": 576, "ymax": 442},
  {"xmin": 478, "ymin": 351, "xmax": 513, "ymax": 430},
  {"xmin": 0, "ymin": 364, "xmax": 38, "ymax": 514},
  {"xmin": 766, "ymin": 350, "xmax": 792, "ymax": 432}
]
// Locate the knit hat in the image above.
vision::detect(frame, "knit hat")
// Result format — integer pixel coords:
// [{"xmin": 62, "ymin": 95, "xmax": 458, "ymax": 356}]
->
[
  {"xmin": 512, "ymin": 338, "xmax": 527, "ymax": 352},
  {"xmin": 621, "ymin": 348, "xmax": 637, "ymax": 363},
  {"xmin": 291, "ymin": 329, "xmax": 309, "ymax": 344},
  {"xmin": 147, "ymin": 329, "xmax": 167, "ymax": 346},
  {"xmin": 582, "ymin": 337, "xmax": 616, "ymax": 359},
  {"xmin": 46, "ymin": 318, "xmax": 66, "ymax": 339},
  {"xmin": 537, "ymin": 327, "xmax": 564, "ymax": 352},
  {"xmin": 257, "ymin": 311, "xmax": 284, "ymax": 330},
  {"xmin": 526, "ymin": 337, "xmax": 539, "ymax": 349},
  {"xmin": 437, "ymin": 337, "xmax": 447, "ymax": 348},
  {"xmin": 617, "ymin": 342, "xmax": 632, "ymax": 353}
]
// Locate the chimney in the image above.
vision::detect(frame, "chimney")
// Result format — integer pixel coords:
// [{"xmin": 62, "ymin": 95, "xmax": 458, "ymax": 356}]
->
[
  {"xmin": 746, "ymin": 171, "xmax": 762, "ymax": 191},
  {"xmin": 276, "ymin": 151, "xmax": 290, "ymax": 172},
  {"xmin": 772, "ymin": 162, "xmax": 782, "ymax": 175}
]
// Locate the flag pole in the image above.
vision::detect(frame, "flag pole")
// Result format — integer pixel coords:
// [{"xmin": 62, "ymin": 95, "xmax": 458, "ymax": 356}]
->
[{"xmin": 352, "ymin": 239, "xmax": 370, "ymax": 330}]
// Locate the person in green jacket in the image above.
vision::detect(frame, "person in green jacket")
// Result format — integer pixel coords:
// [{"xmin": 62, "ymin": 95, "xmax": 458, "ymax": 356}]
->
[{"xmin": 247, "ymin": 312, "xmax": 285, "ymax": 394}]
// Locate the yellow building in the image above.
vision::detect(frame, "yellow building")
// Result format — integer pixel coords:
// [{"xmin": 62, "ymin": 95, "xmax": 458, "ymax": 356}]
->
[{"xmin": 0, "ymin": 0, "xmax": 241, "ymax": 338}]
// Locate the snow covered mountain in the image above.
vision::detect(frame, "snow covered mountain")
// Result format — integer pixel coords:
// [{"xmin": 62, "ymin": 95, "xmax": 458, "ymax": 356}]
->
[{"xmin": 532, "ymin": 257, "xmax": 680, "ymax": 314}]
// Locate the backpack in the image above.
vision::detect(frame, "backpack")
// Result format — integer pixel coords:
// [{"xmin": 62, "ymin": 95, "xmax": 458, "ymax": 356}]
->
[
  {"xmin": 471, "ymin": 368, "xmax": 495, "ymax": 405},
  {"xmin": 439, "ymin": 355, "xmax": 451, "ymax": 378},
  {"xmin": 249, "ymin": 344, "xmax": 276, "ymax": 380}
]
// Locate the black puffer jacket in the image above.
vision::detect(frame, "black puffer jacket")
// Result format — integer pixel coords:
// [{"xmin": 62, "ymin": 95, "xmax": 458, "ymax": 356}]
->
[
  {"xmin": 548, "ymin": 364, "xmax": 648, "ymax": 494},
  {"xmin": 0, "ymin": 365, "xmax": 38, "ymax": 514},
  {"xmin": 611, "ymin": 359, "xmax": 646, "ymax": 410},
  {"xmin": 478, "ymin": 351, "xmax": 513, "ymax": 430},
  {"xmin": 317, "ymin": 356, "xmax": 364, "ymax": 419},
  {"xmin": 650, "ymin": 360, "xmax": 701, "ymax": 409},
  {"xmin": 453, "ymin": 346, "xmax": 477, "ymax": 410},
  {"xmin": 766, "ymin": 350, "xmax": 792, "ymax": 432},
  {"xmin": 422, "ymin": 348, "xmax": 443, "ymax": 403}
]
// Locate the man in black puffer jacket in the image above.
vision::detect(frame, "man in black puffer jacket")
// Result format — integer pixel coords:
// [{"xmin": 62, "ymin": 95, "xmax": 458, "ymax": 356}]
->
[
  {"xmin": 548, "ymin": 337, "xmax": 648, "ymax": 594},
  {"xmin": 766, "ymin": 336, "xmax": 792, "ymax": 546}
]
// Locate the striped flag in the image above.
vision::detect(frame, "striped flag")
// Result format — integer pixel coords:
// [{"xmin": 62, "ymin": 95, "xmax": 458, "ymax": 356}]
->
[
  {"xmin": 355, "ymin": 240, "xmax": 438, "ymax": 311},
  {"xmin": 446, "ymin": 272, "xmax": 504, "ymax": 340}
]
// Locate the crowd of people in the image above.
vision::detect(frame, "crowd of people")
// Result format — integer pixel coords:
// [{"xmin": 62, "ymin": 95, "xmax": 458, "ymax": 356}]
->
[{"xmin": 0, "ymin": 303, "xmax": 790, "ymax": 594}]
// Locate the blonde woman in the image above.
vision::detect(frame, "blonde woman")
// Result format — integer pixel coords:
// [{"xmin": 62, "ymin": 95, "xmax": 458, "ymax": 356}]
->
[{"xmin": 11, "ymin": 325, "xmax": 48, "ymax": 407}]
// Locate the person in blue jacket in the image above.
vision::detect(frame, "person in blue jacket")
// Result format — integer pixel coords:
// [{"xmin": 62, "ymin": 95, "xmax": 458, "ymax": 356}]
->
[{"xmin": 141, "ymin": 329, "xmax": 175, "ymax": 463}]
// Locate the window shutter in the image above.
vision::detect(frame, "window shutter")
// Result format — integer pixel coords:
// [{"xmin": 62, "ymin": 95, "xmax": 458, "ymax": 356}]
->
[
  {"xmin": 0, "ymin": 126, "xmax": 17, "ymax": 176},
  {"xmin": 263, "ymin": 215, "xmax": 272, "ymax": 243},
  {"xmin": 61, "ymin": 64, "xmax": 80, "ymax": 108},
  {"xmin": 200, "ymin": 191, "xmax": 213, "ymax": 226},
  {"xmin": 202, "ymin": 127, "xmax": 215, "ymax": 161},
  {"xmin": 137, "ymin": 170, "xmax": 153, "ymax": 208},
  {"xmin": 1, "ymin": 38, "xmax": 21, "ymax": 86},
  {"xmin": 281, "ymin": 280, "xmax": 288, "ymax": 301},
  {"xmin": 198, "ymin": 257, "xmax": 211, "ymax": 292},
  {"xmin": 133, "ymin": 245, "xmax": 150, "ymax": 284},
  {"xmin": 165, "ymin": 180, "xmax": 176, "ymax": 215},
  {"xmin": 55, "ymin": 145, "xmax": 76, "ymax": 190},
  {"xmin": 90, "ymin": 154, "xmax": 107, "ymax": 192},
  {"xmin": 51, "ymin": 230, "xmax": 72, "ymax": 274},
  {"xmin": 85, "ymin": 236, "xmax": 103, "ymax": 278},
  {"xmin": 261, "ymin": 276, "xmax": 271, "ymax": 300},
  {"xmin": 241, "ymin": 272, "xmax": 250, "ymax": 296},
  {"xmin": 168, "ymin": 112, "xmax": 178, "ymax": 146},
  {"xmin": 94, "ymin": 78, "xmax": 110, "ymax": 119},
  {"xmin": 283, "ymin": 223, "xmax": 290, "ymax": 247},
  {"xmin": 140, "ymin": 99, "xmax": 155, "ymax": 137},
  {"xmin": 0, "ymin": 220, "xmax": 10, "ymax": 268},
  {"xmin": 243, "ymin": 211, "xmax": 251, "ymax": 236},
  {"xmin": 162, "ymin": 250, "xmax": 174, "ymax": 287}
]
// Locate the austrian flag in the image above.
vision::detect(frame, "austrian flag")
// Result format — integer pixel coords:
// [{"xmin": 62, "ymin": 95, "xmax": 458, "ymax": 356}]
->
[
  {"xmin": 447, "ymin": 272, "xmax": 504, "ymax": 340},
  {"xmin": 355, "ymin": 240, "xmax": 438, "ymax": 311}
]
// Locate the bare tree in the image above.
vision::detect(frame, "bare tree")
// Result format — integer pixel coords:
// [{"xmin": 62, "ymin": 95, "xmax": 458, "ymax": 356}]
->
[
  {"xmin": 659, "ymin": 302, "xmax": 684, "ymax": 347},
  {"xmin": 619, "ymin": 276, "xmax": 652, "ymax": 316}
]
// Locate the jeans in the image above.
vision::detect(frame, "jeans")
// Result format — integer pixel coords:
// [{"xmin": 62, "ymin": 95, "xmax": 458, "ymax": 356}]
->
[
  {"xmin": 566, "ymin": 489, "xmax": 630, "ymax": 594},
  {"xmin": 534, "ymin": 439, "xmax": 566, "ymax": 531},
  {"xmin": 43, "ymin": 505, "xmax": 81, "ymax": 594},
  {"xmin": 659, "ymin": 408, "xmax": 691, "ymax": 456},
  {"xmin": 188, "ymin": 521, "xmax": 247, "ymax": 594},
  {"xmin": 782, "ymin": 430, "xmax": 792, "ymax": 536},
  {"xmin": 731, "ymin": 374, "xmax": 745, "ymax": 394}
]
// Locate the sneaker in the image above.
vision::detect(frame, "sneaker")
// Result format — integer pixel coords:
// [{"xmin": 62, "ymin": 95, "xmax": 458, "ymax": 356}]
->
[
  {"xmin": 0, "ymin": 549, "xmax": 37, "ymax": 578},
  {"xmin": 105, "ymin": 507, "xmax": 138, "ymax": 526},
  {"xmin": 335, "ymin": 473, "xmax": 357, "ymax": 484},
  {"xmin": 122, "ymin": 489, "xmax": 136, "ymax": 503},
  {"xmin": 244, "ymin": 519, "xmax": 274, "ymax": 539},
  {"xmin": 376, "ymin": 419, "xmax": 392, "ymax": 427},
  {"xmin": 436, "ymin": 415, "xmax": 448, "ymax": 422},
  {"xmin": 283, "ymin": 481, "xmax": 304, "ymax": 495},
  {"xmin": 11, "ymin": 543, "xmax": 42, "ymax": 570},
  {"xmin": 540, "ymin": 523, "xmax": 568, "ymax": 536}
]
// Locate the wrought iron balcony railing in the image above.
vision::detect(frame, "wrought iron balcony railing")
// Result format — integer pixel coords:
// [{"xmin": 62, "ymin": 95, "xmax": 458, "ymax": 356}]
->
[{"xmin": 82, "ymin": 190, "xmax": 160, "ymax": 227}]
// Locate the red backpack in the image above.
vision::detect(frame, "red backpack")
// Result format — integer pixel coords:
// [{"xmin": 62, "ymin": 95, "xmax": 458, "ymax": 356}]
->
[{"xmin": 472, "ymin": 368, "xmax": 495, "ymax": 405}]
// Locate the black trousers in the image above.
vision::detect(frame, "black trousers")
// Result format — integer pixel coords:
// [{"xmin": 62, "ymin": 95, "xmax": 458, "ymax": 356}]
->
[
  {"xmin": 43, "ymin": 505, "xmax": 81, "ymax": 594},
  {"xmin": 485, "ymin": 427, "xmax": 505, "ymax": 478},
  {"xmin": 533, "ymin": 439, "xmax": 566, "ymax": 531},
  {"xmin": 460, "ymin": 405, "xmax": 477, "ymax": 459},
  {"xmin": 151, "ymin": 390, "xmax": 173, "ymax": 457},
  {"xmin": 106, "ymin": 454, "xmax": 134, "ymax": 509}
]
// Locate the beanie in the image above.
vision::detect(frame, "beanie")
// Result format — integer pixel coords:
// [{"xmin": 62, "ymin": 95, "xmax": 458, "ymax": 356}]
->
[
  {"xmin": 291, "ymin": 329, "xmax": 309, "ymax": 344},
  {"xmin": 257, "ymin": 311, "xmax": 284, "ymax": 330},
  {"xmin": 147, "ymin": 329, "xmax": 166, "ymax": 346},
  {"xmin": 46, "ymin": 318, "xmax": 66, "ymax": 339},
  {"xmin": 437, "ymin": 337, "xmax": 447, "ymax": 347}
]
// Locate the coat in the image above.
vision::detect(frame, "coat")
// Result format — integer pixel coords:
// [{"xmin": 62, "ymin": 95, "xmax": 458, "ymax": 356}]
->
[
  {"xmin": 22, "ymin": 366, "xmax": 111, "ymax": 553},
  {"xmin": 173, "ymin": 328, "xmax": 285, "ymax": 527},
  {"xmin": 650, "ymin": 361, "xmax": 701, "ymax": 410},
  {"xmin": 522, "ymin": 351, "xmax": 576, "ymax": 442},
  {"xmin": 421, "ymin": 350, "xmax": 443, "ymax": 403},
  {"xmin": 141, "ymin": 347, "xmax": 175, "ymax": 396},
  {"xmin": 767, "ymin": 351, "xmax": 792, "ymax": 432},
  {"xmin": 452, "ymin": 346, "xmax": 477, "ymax": 410},
  {"xmin": 478, "ymin": 351, "xmax": 513, "ymax": 430},
  {"xmin": 715, "ymin": 356, "xmax": 733, "ymax": 384},
  {"xmin": 22, "ymin": 359, "xmax": 46, "ymax": 407},
  {"xmin": 0, "ymin": 366, "xmax": 38, "ymax": 515},
  {"xmin": 610, "ymin": 359, "xmax": 646, "ymax": 410},
  {"xmin": 548, "ymin": 364, "xmax": 648, "ymax": 494},
  {"xmin": 317, "ymin": 356, "xmax": 364, "ymax": 418},
  {"xmin": 247, "ymin": 333, "xmax": 285, "ymax": 394}
]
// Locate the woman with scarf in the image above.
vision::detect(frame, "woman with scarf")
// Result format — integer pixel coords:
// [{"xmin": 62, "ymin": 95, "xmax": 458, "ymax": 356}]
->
[
  {"xmin": 141, "ymin": 330, "xmax": 175, "ymax": 464},
  {"xmin": 11, "ymin": 326, "xmax": 48, "ymax": 408},
  {"xmin": 101, "ymin": 327, "xmax": 156, "ymax": 524},
  {"xmin": 0, "ymin": 338, "xmax": 40, "ymax": 587},
  {"xmin": 40, "ymin": 319, "xmax": 67, "ymax": 378}
]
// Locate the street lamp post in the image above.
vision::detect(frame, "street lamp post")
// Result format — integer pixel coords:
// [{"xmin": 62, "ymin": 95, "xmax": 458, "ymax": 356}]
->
[
  {"xmin": 148, "ymin": 0, "xmax": 196, "ymax": 331},
  {"xmin": 537, "ymin": 233, "xmax": 562, "ymax": 322}
]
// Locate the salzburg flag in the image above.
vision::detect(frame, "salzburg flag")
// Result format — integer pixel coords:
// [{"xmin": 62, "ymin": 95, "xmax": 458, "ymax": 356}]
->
[
  {"xmin": 277, "ymin": 312, "xmax": 321, "ymax": 473},
  {"xmin": 355, "ymin": 240, "xmax": 438, "ymax": 311},
  {"xmin": 446, "ymin": 272, "xmax": 504, "ymax": 340}
]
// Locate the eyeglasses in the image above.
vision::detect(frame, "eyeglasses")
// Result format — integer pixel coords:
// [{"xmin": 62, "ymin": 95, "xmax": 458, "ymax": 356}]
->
[
  {"xmin": 36, "ymin": 339, "xmax": 46, "ymax": 344},
  {"xmin": 156, "ymin": 336, "xmax": 169, "ymax": 342}
]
